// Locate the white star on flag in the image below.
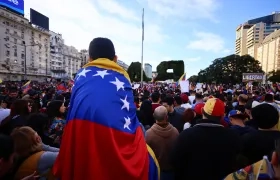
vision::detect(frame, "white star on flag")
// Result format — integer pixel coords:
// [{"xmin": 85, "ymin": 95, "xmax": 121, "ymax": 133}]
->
[
  {"xmin": 124, "ymin": 117, "xmax": 131, "ymax": 130},
  {"xmin": 120, "ymin": 95, "xmax": 130, "ymax": 111},
  {"xmin": 93, "ymin": 70, "xmax": 110, "ymax": 79},
  {"xmin": 76, "ymin": 68, "xmax": 91, "ymax": 80},
  {"xmin": 110, "ymin": 77, "xmax": 125, "ymax": 91}
]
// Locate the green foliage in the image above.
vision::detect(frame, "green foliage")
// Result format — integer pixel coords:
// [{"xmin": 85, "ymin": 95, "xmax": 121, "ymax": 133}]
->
[
  {"xmin": 188, "ymin": 75, "xmax": 198, "ymax": 82},
  {"xmin": 127, "ymin": 62, "xmax": 150, "ymax": 82},
  {"xmin": 196, "ymin": 54, "xmax": 263, "ymax": 84},
  {"xmin": 268, "ymin": 70, "xmax": 280, "ymax": 83},
  {"xmin": 155, "ymin": 60, "xmax": 184, "ymax": 81}
]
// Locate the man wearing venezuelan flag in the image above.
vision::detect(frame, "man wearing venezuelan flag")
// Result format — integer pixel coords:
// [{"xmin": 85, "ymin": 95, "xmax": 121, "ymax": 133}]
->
[{"xmin": 53, "ymin": 37, "xmax": 160, "ymax": 180}]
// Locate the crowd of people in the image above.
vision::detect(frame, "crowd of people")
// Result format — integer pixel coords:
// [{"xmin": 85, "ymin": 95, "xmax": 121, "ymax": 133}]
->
[{"xmin": 1, "ymin": 37, "xmax": 280, "ymax": 180}]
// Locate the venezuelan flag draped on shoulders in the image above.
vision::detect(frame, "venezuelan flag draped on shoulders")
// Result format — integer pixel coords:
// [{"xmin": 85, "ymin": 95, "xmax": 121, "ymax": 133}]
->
[{"xmin": 53, "ymin": 58, "xmax": 159, "ymax": 180}]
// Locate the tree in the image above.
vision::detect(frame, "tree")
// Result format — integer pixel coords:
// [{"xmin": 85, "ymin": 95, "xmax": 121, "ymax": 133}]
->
[
  {"xmin": 196, "ymin": 54, "xmax": 263, "ymax": 84},
  {"xmin": 127, "ymin": 62, "xmax": 150, "ymax": 82},
  {"xmin": 268, "ymin": 70, "xmax": 280, "ymax": 83},
  {"xmin": 188, "ymin": 75, "xmax": 198, "ymax": 82},
  {"xmin": 156, "ymin": 60, "xmax": 184, "ymax": 81}
]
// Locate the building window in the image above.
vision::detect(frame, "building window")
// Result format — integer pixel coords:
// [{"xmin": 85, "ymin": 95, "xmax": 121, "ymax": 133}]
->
[
  {"xmin": 14, "ymin": 38, "xmax": 17, "ymax": 44},
  {"xmin": 4, "ymin": 36, "xmax": 9, "ymax": 41},
  {"xmin": 21, "ymin": 61, "xmax": 24, "ymax": 65},
  {"xmin": 21, "ymin": 53, "xmax": 24, "ymax": 59},
  {"xmin": 14, "ymin": 49, "xmax": 17, "ymax": 57},
  {"xmin": 6, "ymin": 50, "xmax": 10, "ymax": 56},
  {"xmin": 21, "ymin": 68, "xmax": 24, "ymax": 72}
]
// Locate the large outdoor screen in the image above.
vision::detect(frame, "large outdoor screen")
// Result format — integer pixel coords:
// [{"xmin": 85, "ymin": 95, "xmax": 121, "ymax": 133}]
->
[
  {"xmin": 30, "ymin": 8, "xmax": 49, "ymax": 30},
  {"xmin": 0, "ymin": 0, "xmax": 24, "ymax": 15}
]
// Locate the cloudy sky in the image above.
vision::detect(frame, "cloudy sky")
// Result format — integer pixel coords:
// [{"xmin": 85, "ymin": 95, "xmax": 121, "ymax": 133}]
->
[{"xmin": 24, "ymin": 0, "xmax": 279, "ymax": 77}]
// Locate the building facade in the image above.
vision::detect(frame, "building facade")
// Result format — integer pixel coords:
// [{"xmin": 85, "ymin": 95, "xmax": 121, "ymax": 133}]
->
[
  {"xmin": 117, "ymin": 60, "xmax": 129, "ymax": 71},
  {"xmin": 235, "ymin": 12, "xmax": 280, "ymax": 58},
  {"xmin": 0, "ymin": 7, "xmax": 51, "ymax": 81},
  {"xmin": 80, "ymin": 49, "xmax": 88, "ymax": 67},
  {"xmin": 49, "ymin": 31, "xmax": 66, "ymax": 79},
  {"xmin": 257, "ymin": 29, "xmax": 280, "ymax": 73},
  {"xmin": 235, "ymin": 24, "xmax": 252, "ymax": 55},
  {"xmin": 49, "ymin": 31, "xmax": 85, "ymax": 80},
  {"xmin": 144, "ymin": 63, "xmax": 152, "ymax": 78},
  {"xmin": 62, "ymin": 45, "xmax": 82, "ymax": 79}
]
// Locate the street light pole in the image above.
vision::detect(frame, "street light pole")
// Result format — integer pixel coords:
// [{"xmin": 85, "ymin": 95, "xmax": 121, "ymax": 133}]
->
[
  {"xmin": 24, "ymin": 44, "xmax": 27, "ymax": 80},
  {"xmin": 140, "ymin": 8, "xmax": 144, "ymax": 84}
]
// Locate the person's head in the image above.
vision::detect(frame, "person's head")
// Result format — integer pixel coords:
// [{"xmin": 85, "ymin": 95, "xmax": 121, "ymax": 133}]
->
[
  {"xmin": 88, "ymin": 37, "xmax": 117, "ymax": 62},
  {"xmin": 0, "ymin": 134, "xmax": 14, "ymax": 178},
  {"xmin": 180, "ymin": 94, "xmax": 188, "ymax": 104},
  {"xmin": 195, "ymin": 93, "xmax": 203, "ymax": 101},
  {"xmin": 46, "ymin": 100, "xmax": 66, "ymax": 119},
  {"xmin": 244, "ymin": 100, "xmax": 260, "ymax": 118},
  {"xmin": 264, "ymin": 93, "xmax": 274, "ymax": 103},
  {"xmin": 174, "ymin": 95, "xmax": 182, "ymax": 107},
  {"xmin": 11, "ymin": 126, "xmax": 43, "ymax": 158},
  {"xmin": 10, "ymin": 99, "xmax": 29, "ymax": 117},
  {"xmin": 153, "ymin": 106, "xmax": 168, "ymax": 123},
  {"xmin": 194, "ymin": 103, "xmax": 205, "ymax": 117},
  {"xmin": 0, "ymin": 99, "xmax": 8, "ymax": 109},
  {"xmin": 202, "ymin": 98, "xmax": 225, "ymax": 121},
  {"xmin": 8, "ymin": 87, "xmax": 18, "ymax": 98},
  {"xmin": 238, "ymin": 94, "xmax": 248, "ymax": 104},
  {"xmin": 252, "ymin": 103, "xmax": 279, "ymax": 130},
  {"xmin": 228, "ymin": 110, "xmax": 247, "ymax": 126},
  {"xmin": 162, "ymin": 96, "xmax": 174, "ymax": 113},
  {"xmin": 182, "ymin": 108, "xmax": 195, "ymax": 123},
  {"xmin": 151, "ymin": 92, "xmax": 160, "ymax": 103},
  {"xmin": 26, "ymin": 113, "xmax": 50, "ymax": 137}
]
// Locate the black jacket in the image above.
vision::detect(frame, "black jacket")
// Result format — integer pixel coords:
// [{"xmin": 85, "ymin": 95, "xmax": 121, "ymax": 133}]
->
[
  {"xmin": 171, "ymin": 119, "xmax": 242, "ymax": 180},
  {"xmin": 168, "ymin": 110, "xmax": 184, "ymax": 133}
]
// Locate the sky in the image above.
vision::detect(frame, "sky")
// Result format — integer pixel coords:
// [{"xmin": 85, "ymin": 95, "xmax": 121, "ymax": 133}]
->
[{"xmin": 24, "ymin": 0, "xmax": 280, "ymax": 78}]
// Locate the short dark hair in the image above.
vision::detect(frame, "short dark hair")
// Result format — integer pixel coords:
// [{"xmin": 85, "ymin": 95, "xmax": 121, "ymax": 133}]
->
[
  {"xmin": 151, "ymin": 92, "xmax": 160, "ymax": 103},
  {"xmin": 252, "ymin": 103, "xmax": 279, "ymax": 129},
  {"xmin": 264, "ymin": 94, "xmax": 274, "ymax": 102},
  {"xmin": 162, "ymin": 96, "xmax": 174, "ymax": 106},
  {"xmin": 174, "ymin": 95, "xmax": 182, "ymax": 105},
  {"xmin": 89, "ymin": 37, "xmax": 115, "ymax": 61},
  {"xmin": 0, "ymin": 134, "xmax": 14, "ymax": 160},
  {"xmin": 195, "ymin": 93, "xmax": 203, "ymax": 99}
]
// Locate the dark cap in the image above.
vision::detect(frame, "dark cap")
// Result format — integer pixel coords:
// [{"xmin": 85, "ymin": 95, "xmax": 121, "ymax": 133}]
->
[
  {"xmin": 89, "ymin": 37, "xmax": 115, "ymax": 61},
  {"xmin": 252, "ymin": 103, "xmax": 279, "ymax": 129}
]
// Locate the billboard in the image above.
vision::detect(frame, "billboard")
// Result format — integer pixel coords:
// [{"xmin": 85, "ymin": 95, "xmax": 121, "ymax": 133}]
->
[
  {"xmin": 30, "ymin": 8, "xmax": 49, "ymax": 30},
  {"xmin": 0, "ymin": 0, "xmax": 24, "ymax": 15},
  {"xmin": 242, "ymin": 73, "xmax": 264, "ymax": 82}
]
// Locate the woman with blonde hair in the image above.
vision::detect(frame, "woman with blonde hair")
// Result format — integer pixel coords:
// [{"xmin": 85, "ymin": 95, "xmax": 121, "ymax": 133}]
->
[{"xmin": 11, "ymin": 126, "xmax": 57, "ymax": 180}]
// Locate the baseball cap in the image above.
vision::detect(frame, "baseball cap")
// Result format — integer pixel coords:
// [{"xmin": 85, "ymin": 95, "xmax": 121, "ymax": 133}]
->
[
  {"xmin": 194, "ymin": 103, "xmax": 205, "ymax": 116},
  {"xmin": 180, "ymin": 94, "xmax": 188, "ymax": 103},
  {"xmin": 228, "ymin": 110, "xmax": 247, "ymax": 120},
  {"xmin": 203, "ymin": 98, "xmax": 225, "ymax": 117}
]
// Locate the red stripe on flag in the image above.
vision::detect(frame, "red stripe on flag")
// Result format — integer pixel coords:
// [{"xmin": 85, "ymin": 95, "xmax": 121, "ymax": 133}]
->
[{"xmin": 53, "ymin": 119, "xmax": 149, "ymax": 180}]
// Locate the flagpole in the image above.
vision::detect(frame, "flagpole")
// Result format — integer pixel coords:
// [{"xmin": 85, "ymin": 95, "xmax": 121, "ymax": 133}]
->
[{"xmin": 140, "ymin": 8, "xmax": 144, "ymax": 85}]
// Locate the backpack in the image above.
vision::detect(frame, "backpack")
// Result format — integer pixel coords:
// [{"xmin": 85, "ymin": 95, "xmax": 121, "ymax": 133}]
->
[{"xmin": 14, "ymin": 151, "xmax": 56, "ymax": 180}]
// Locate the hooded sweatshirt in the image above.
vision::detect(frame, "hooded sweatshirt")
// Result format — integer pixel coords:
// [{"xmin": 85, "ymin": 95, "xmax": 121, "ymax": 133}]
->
[
  {"xmin": 230, "ymin": 125, "xmax": 256, "ymax": 136},
  {"xmin": 146, "ymin": 123, "xmax": 179, "ymax": 171}
]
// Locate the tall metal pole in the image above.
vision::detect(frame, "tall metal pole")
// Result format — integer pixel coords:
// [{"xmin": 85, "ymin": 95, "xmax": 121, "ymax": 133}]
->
[
  {"xmin": 140, "ymin": 8, "xmax": 144, "ymax": 84},
  {"xmin": 24, "ymin": 45, "xmax": 27, "ymax": 80}
]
